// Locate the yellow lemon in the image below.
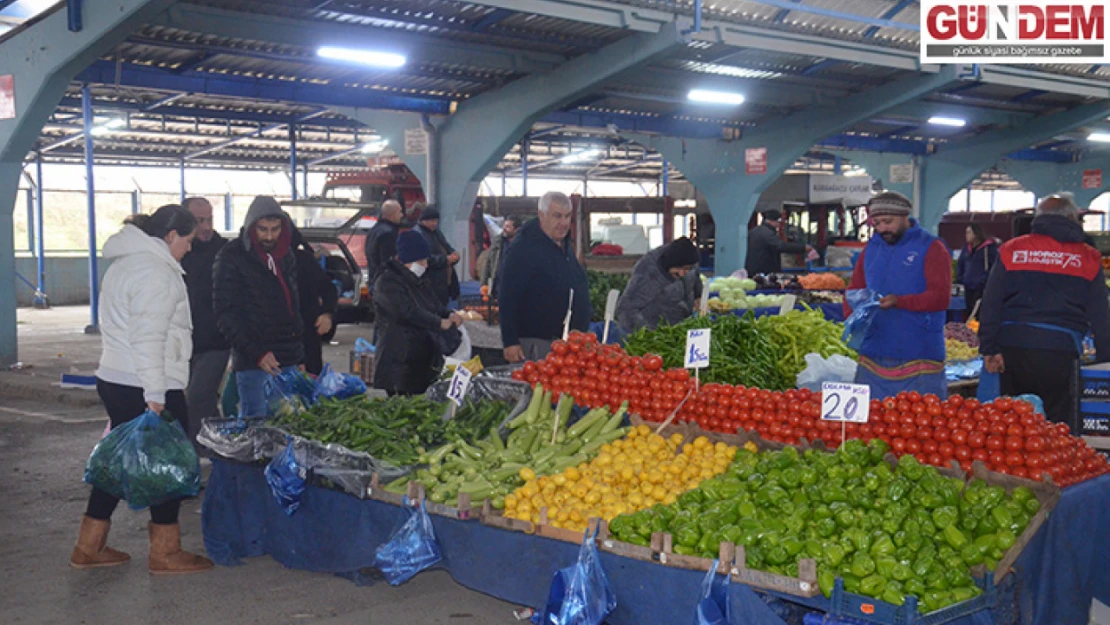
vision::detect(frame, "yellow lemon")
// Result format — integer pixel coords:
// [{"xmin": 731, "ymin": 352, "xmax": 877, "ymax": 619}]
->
[{"xmin": 519, "ymin": 467, "xmax": 536, "ymax": 482}]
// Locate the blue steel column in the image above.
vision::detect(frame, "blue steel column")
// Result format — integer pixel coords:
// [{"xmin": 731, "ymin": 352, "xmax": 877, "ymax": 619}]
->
[
  {"xmin": 24, "ymin": 188, "xmax": 33, "ymax": 252},
  {"xmin": 130, "ymin": 189, "xmax": 139, "ymax": 214},
  {"xmin": 520, "ymin": 140, "xmax": 529, "ymax": 197},
  {"xmin": 833, "ymin": 155, "xmax": 842, "ymax": 175},
  {"xmin": 179, "ymin": 160, "xmax": 186, "ymax": 203},
  {"xmin": 289, "ymin": 125, "xmax": 298, "ymax": 200},
  {"xmin": 34, "ymin": 157, "xmax": 46, "ymax": 306},
  {"xmin": 224, "ymin": 192, "xmax": 233, "ymax": 231},
  {"xmin": 1001, "ymin": 156, "xmax": 1109, "ymax": 208},
  {"xmin": 81, "ymin": 84, "xmax": 99, "ymax": 333},
  {"xmin": 661, "ymin": 159, "xmax": 669, "ymax": 197}
]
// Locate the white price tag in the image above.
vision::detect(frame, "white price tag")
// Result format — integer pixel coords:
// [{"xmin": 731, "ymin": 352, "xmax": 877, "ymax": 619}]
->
[
  {"xmin": 778, "ymin": 294, "xmax": 797, "ymax": 316},
  {"xmin": 820, "ymin": 382, "xmax": 870, "ymax": 423},
  {"xmin": 447, "ymin": 366, "xmax": 473, "ymax": 407},
  {"xmin": 684, "ymin": 328, "xmax": 711, "ymax": 369},
  {"xmin": 698, "ymin": 289, "xmax": 710, "ymax": 316}
]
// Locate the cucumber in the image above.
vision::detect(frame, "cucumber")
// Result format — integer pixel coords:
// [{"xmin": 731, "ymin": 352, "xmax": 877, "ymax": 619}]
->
[
  {"xmin": 489, "ymin": 465, "xmax": 524, "ymax": 482},
  {"xmin": 508, "ymin": 383, "xmax": 545, "ymax": 429},
  {"xmin": 599, "ymin": 403, "xmax": 628, "ymax": 434},
  {"xmin": 489, "ymin": 427, "xmax": 506, "ymax": 452},
  {"xmin": 555, "ymin": 394, "xmax": 574, "ymax": 429},
  {"xmin": 580, "ymin": 427, "xmax": 629, "ymax": 455},
  {"xmin": 550, "ymin": 453, "xmax": 589, "ymax": 472},
  {"xmin": 567, "ymin": 409, "xmax": 606, "ymax": 439}
]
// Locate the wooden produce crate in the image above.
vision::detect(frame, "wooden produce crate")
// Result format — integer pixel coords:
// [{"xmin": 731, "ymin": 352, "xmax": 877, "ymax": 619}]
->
[{"xmin": 365, "ymin": 474, "xmax": 479, "ymax": 521}]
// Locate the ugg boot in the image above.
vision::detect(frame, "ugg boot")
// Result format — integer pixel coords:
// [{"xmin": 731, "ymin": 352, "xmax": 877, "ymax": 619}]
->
[
  {"xmin": 70, "ymin": 516, "xmax": 131, "ymax": 568},
  {"xmin": 147, "ymin": 523, "xmax": 214, "ymax": 575}
]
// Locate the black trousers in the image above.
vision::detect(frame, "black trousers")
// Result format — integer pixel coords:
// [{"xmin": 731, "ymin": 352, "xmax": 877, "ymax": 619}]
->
[
  {"xmin": 302, "ymin": 335, "xmax": 324, "ymax": 377},
  {"xmin": 999, "ymin": 346, "xmax": 1080, "ymax": 432},
  {"xmin": 85, "ymin": 379, "xmax": 188, "ymax": 525}
]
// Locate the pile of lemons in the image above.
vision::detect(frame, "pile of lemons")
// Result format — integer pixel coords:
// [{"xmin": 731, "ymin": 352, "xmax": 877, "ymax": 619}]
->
[
  {"xmin": 945, "ymin": 338, "xmax": 979, "ymax": 362},
  {"xmin": 503, "ymin": 425, "xmax": 737, "ymax": 533}
]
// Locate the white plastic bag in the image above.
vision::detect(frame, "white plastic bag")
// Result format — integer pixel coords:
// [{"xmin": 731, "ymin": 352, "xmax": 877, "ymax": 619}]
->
[
  {"xmin": 796, "ymin": 353, "xmax": 858, "ymax": 391},
  {"xmin": 446, "ymin": 324, "xmax": 472, "ymax": 363}
]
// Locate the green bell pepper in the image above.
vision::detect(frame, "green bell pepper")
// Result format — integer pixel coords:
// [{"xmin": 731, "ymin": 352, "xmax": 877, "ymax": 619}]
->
[
  {"xmin": 850, "ymin": 552, "xmax": 876, "ymax": 577},
  {"xmin": 859, "ymin": 573, "xmax": 887, "ymax": 596}
]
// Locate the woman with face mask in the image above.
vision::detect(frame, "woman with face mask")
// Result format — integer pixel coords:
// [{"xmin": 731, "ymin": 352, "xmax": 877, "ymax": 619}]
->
[
  {"xmin": 71, "ymin": 204, "xmax": 214, "ymax": 574},
  {"xmin": 372, "ymin": 231, "xmax": 463, "ymax": 395}
]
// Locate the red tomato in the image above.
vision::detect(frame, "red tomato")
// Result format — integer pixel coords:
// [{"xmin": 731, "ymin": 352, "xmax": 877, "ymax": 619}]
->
[
  {"xmin": 949, "ymin": 395, "xmax": 965, "ymax": 407},
  {"xmin": 1013, "ymin": 401, "xmax": 1033, "ymax": 415},
  {"xmin": 989, "ymin": 450, "xmax": 1007, "ymax": 466},
  {"xmin": 907, "ymin": 391, "xmax": 922, "ymax": 403},
  {"xmin": 927, "ymin": 453, "xmax": 945, "ymax": 467},
  {"xmin": 951, "ymin": 430, "xmax": 968, "ymax": 446},
  {"xmin": 900, "ymin": 424, "xmax": 918, "ymax": 439},
  {"xmin": 891, "ymin": 437, "xmax": 907, "ymax": 453},
  {"xmin": 972, "ymin": 448, "xmax": 990, "ymax": 462},
  {"xmin": 1026, "ymin": 452, "xmax": 1045, "ymax": 470},
  {"xmin": 551, "ymin": 341, "xmax": 570, "ymax": 356},
  {"xmin": 511, "ymin": 370, "xmax": 525, "ymax": 381},
  {"xmin": 1055, "ymin": 422, "xmax": 1072, "ymax": 436},
  {"xmin": 922, "ymin": 440, "xmax": 939, "ymax": 454},
  {"xmin": 924, "ymin": 393, "xmax": 941, "ymax": 405},
  {"xmin": 965, "ymin": 398, "xmax": 981, "ymax": 410},
  {"xmin": 1010, "ymin": 466, "xmax": 1029, "ymax": 479},
  {"xmin": 968, "ymin": 431, "xmax": 986, "ymax": 449},
  {"xmin": 1005, "ymin": 436, "xmax": 1024, "ymax": 452},
  {"xmin": 933, "ymin": 427, "xmax": 951, "ymax": 443},
  {"xmin": 905, "ymin": 439, "xmax": 922, "ymax": 455},
  {"xmin": 915, "ymin": 414, "xmax": 933, "ymax": 428},
  {"xmin": 986, "ymin": 435, "xmax": 1005, "ymax": 451},
  {"xmin": 995, "ymin": 397, "xmax": 1014, "ymax": 411},
  {"xmin": 1006, "ymin": 451, "xmax": 1025, "ymax": 467}
]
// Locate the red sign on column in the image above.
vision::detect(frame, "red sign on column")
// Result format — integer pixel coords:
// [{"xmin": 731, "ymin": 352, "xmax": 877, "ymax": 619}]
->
[
  {"xmin": 0, "ymin": 75, "xmax": 14, "ymax": 120},
  {"xmin": 745, "ymin": 147, "xmax": 767, "ymax": 175},
  {"xmin": 1083, "ymin": 169, "xmax": 1103, "ymax": 190}
]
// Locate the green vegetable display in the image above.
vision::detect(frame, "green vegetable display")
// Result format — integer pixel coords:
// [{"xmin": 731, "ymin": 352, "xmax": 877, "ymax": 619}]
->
[
  {"xmin": 385, "ymin": 386, "xmax": 629, "ymax": 505},
  {"xmin": 587, "ymin": 270, "xmax": 631, "ymax": 322},
  {"xmin": 608, "ymin": 439, "xmax": 1037, "ymax": 614},
  {"xmin": 273, "ymin": 395, "xmax": 514, "ymax": 468},
  {"xmin": 624, "ymin": 308, "xmax": 854, "ymax": 390}
]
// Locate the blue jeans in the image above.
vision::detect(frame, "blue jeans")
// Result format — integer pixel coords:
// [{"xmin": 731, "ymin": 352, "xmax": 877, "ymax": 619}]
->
[{"xmin": 237, "ymin": 367, "xmax": 299, "ymax": 418}]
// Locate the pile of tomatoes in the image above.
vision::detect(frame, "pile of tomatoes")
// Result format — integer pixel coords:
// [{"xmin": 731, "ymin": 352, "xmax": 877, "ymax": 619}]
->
[{"xmin": 512, "ymin": 334, "xmax": 1110, "ymax": 487}]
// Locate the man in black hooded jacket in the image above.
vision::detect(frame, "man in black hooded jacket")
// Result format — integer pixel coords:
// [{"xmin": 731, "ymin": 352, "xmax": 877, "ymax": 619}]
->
[{"xmin": 214, "ymin": 196, "xmax": 303, "ymax": 417}]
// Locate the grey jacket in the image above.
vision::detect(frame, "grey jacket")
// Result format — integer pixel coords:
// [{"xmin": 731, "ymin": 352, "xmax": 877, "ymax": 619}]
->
[
  {"xmin": 745, "ymin": 223, "xmax": 806, "ymax": 276},
  {"xmin": 616, "ymin": 247, "xmax": 703, "ymax": 332}
]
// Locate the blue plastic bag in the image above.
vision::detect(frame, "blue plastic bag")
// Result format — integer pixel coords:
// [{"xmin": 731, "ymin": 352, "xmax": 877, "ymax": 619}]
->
[
  {"xmin": 842, "ymin": 289, "xmax": 882, "ymax": 351},
  {"xmin": 375, "ymin": 497, "xmax": 442, "ymax": 585},
  {"xmin": 1015, "ymin": 393, "xmax": 1046, "ymax": 416},
  {"xmin": 315, "ymin": 364, "xmax": 368, "ymax": 400},
  {"xmin": 693, "ymin": 560, "xmax": 730, "ymax": 625},
  {"xmin": 354, "ymin": 337, "xmax": 375, "ymax": 355},
  {"xmin": 264, "ymin": 369, "xmax": 317, "ymax": 417},
  {"xmin": 265, "ymin": 441, "xmax": 306, "ymax": 516},
  {"xmin": 84, "ymin": 409, "xmax": 201, "ymax": 510},
  {"xmin": 538, "ymin": 527, "xmax": 617, "ymax": 625}
]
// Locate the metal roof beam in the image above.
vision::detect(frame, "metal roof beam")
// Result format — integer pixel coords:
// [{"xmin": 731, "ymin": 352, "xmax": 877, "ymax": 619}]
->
[
  {"xmin": 75, "ymin": 60, "xmax": 453, "ymax": 115},
  {"xmin": 184, "ymin": 110, "xmax": 327, "ymax": 159},
  {"xmin": 883, "ymin": 101, "xmax": 1034, "ymax": 127},
  {"xmin": 56, "ymin": 96, "xmax": 365, "ymax": 129},
  {"xmin": 153, "ymin": 4, "xmax": 565, "ymax": 76},
  {"xmin": 863, "ymin": 0, "xmax": 918, "ymax": 38},
  {"xmin": 461, "ymin": 0, "xmax": 1110, "ymax": 97}
]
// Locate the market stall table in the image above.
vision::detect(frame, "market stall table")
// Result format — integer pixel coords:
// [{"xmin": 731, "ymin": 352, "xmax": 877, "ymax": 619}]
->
[{"xmin": 202, "ymin": 459, "xmax": 1110, "ymax": 625}]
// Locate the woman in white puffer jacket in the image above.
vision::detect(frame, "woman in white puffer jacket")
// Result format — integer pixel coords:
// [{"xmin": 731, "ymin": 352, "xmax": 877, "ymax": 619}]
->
[{"xmin": 71, "ymin": 204, "xmax": 213, "ymax": 575}]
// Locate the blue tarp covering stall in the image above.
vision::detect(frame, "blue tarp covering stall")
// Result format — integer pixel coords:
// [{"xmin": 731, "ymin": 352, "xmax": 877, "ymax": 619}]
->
[{"xmin": 203, "ymin": 460, "xmax": 1110, "ymax": 625}]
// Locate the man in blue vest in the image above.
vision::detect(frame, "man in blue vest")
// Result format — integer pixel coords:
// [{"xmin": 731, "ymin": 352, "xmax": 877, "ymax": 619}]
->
[{"xmin": 844, "ymin": 192, "xmax": 952, "ymax": 398}]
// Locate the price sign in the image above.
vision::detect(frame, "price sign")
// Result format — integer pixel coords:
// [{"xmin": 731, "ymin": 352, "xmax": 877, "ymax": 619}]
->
[
  {"xmin": 684, "ymin": 328, "xmax": 711, "ymax": 369},
  {"xmin": 778, "ymin": 294, "xmax": 797, "ymax": 316},
  {"xmin": 447, "ymin": 365, "xmax": 473, "ymax": 407},
  {"xmin": 821, "ymin": 382, "xmax": 871, "ymax": 423}
]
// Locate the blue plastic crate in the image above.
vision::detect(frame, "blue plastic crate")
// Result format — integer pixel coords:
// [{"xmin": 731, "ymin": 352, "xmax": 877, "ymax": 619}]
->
[
  {"xmin": 1081, "ymin": 401, "xmax": 1110, "ymax": 436},
  {"xmin": 1082, "ymin": 364, "xmax": 1110, "ymax": 400},
  {"xmin": 828, "ymin": 577, "xmax": 995, "ymax": 625},
  {"xmin": 804, "ymin": 612, "xmax": 871, "ymax": 625}
]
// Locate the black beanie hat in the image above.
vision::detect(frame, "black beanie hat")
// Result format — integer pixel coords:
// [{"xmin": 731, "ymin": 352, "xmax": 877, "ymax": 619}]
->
[
  {"xmin": 660, "ymin": 237, "xmax": 700, "ymax": 269},
  {"xmin": 762, "ymin": 208, "xmax": 782, "ymax": 221}
]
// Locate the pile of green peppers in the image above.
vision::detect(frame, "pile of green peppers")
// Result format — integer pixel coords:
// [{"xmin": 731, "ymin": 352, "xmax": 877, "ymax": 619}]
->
[{"xmin": 608, "ymin": 439, "xmax": 1040, "ymax": 614}]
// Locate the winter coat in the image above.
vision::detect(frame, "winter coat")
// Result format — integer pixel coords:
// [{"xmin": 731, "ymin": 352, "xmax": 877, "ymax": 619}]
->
[
  {"xmin": 745, "ymin": 223, "xmax": 806, "ymax": 275},
  {"xmin": 373, "ymin": 259, "xmax": 450, "ymax": 394},
  {"xmin": 292, "ymin": 227, "xmax": 339, "ymax": 337},
  {"xmin": 980, "ymin": 214, "xmax": 1110, "ymax": 359},
  {"xmin": 617, "ymin": 246, "xmax": 703, "ymax": 332},
  {"xmin": 213, "ymin": 203, "xmax": 303, "ymax": 371},
  {"xmin": 363, "ymin": 219, "xmax": 400, "ymax": 287},
  {"xmin": 416, "ymin": 223, "xmax": 461, "ymax": 306},
  {"xmin": 956, "ymin": 240, "xmax": 999, "ymax": 292},
  {"xmin": 498, "ymin": 219, "xmax": 591, "ymax": 347},
  {"xmin": 481, "ymin": 233, "xmax": 514, "ymax": 297},
  {"xmin": 181, "ymin": 232, "xmax": 228, "ymax": 355},
  {"xmin": 96, "ymin": 224, "xmax": 193, "ymax": 405}
]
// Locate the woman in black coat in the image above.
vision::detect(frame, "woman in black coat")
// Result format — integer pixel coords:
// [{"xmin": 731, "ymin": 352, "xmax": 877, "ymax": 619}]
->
[{"xmin": 373, "ymin": 231, "xmax": 463, "ymax": 395}]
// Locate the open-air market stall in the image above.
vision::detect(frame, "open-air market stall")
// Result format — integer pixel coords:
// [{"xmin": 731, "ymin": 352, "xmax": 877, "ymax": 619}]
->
[{"xmin": 202, "ymin": 328, "xmax": 1110, "ymax": 625}]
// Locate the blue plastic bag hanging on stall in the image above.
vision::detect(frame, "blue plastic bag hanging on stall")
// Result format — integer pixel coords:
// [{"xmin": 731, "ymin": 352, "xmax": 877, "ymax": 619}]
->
[
  {"xmin": 692, "ymin": 560, "xmax": 731, "ymax": 625},
  {"xmin": 1016, "ymin": 393, "xmax": 1046, "ymax": 416},
  {"xmin": 842, "ymin": 289, "xmax": 882, "ymax": 351},
  {"xmin": 538, "ymin": 526, "xmax": 617, "ymax": 625},
  {"xmin": 375, "ymin": 497, "xmax": 442, "ymax": 585},
  {"xmin": 84, "ymin": 409, "xmax": 201, "ymax": 510},
  {"xmin": 265, "ymin": 441, "xmax": 306, "ymax": 516},
  {"xmin": 264, "ymin": 369, "xmax": 318, "ymax": 417},
  {"xmin": 315, "ymin": 364, "xmax": 367, "ymax": 400}
]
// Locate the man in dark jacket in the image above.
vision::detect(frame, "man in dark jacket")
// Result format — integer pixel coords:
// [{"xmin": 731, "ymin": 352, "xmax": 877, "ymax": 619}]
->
[
  {"xmin": 214, "ymin": 196, "xmax": 303, "ymax": 417},
  {"xmin": 980, "ymin": 195, "xmax": 1110, "ymax": 429},
  {"xmin": 364, "ymin": 199, "xmax": 404, "ymax": 287},
  {"xmin": 481, "ymin": 215, "xmax": 522, "ymax": 298},
  {"xmin": 290, "ymin": 224, "xmax": 339, "ymax": 376},
  {"xmin": 181, "ymin": 197, "xmax": 228, "ymax": 452},
  {"xmin": 373, "ymin": 231, "xmax": 463, "ymax": 395},
  {"xmin": 955, "ymin": 223, "xmax": 999, "ymax": 319},
  {"xmin": 617, "ymin": 237, "xmax": 702, "ymax": 332},
  {"xmin": 414, "ymin": 208, "xmax": 461, "ymax": 307},
  {"xmin": 498, "ymin": 191, "xmax": 591, "ymax": 362},
  {"xmin": 745, "ymin": 209, "xmax": 811, "ymax": 275}
]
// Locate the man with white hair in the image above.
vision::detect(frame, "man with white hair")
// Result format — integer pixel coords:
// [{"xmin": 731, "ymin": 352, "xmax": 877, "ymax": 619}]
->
[
  {"xmin": 981, "ymin": 194, "xmax": 1110, "ymax": 430},
  {"xmin": 364, "ymin": 199, "xmax": 405, "ymax": 286},
  {"xmin": 498, "ymin": 191, "xmax": 591, "ymax": 362}
]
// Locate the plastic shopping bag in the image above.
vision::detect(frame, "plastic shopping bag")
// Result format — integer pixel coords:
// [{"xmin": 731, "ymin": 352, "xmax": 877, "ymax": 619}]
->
[
  {"xmin": 84, "ymin": 409, "xmax": 201, "ymax": 510},
  {"xmin": 1015, "ymin": 394, "xmax": 1046, "ymax": 416},
  {"xmin": 693, "ymin": 560, "xmax": 731, "ymax": 625},
  {"xmin": 265, "ymin": 441, "xmax": 307, "ymax": 516},
  {"xmin": 842, "ymin": 289, "xmax": 882, "ymax": 351},
  {"xmin": 354, "ymin": 337, "xmax": 375, "ymax": 356},
  {"xmin": 264, "ymin": 369, "xmax": 317, "ymax": 417},
  {"xmin": 375, "ymin": 497, "xmax": 443, "ymax": 585},
  {"xmin": 315, "ymin": 364, "xmax": 367, "ymax": 400},
  {"xmin": 796, "ymin": 353, "xmax": 858, "ymax": 391},
  {"xmin": 538, "ymin": 526, "xmax": 617, "ymax": 625}
]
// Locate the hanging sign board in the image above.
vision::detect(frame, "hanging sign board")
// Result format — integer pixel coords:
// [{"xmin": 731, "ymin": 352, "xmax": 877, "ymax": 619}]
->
[
  {"xmin": 404, "ymin": 128, "xmax": 428, "ymax": 156},
  {"xmin": 889, "ymin": 163, "xmax": 914, "ymax": 184},
  {"xmin": 0, "ymin": 75, "xmax": 14, "ymax": 120},
  {"xmin": 1083, "ymin": 169, "xmax": 1103, "ymax": 190},
  {"xmin": 808, "ymin": 175, "xmax": 874, "ymax": 206},
  {"xmin": 745, "ymin": 148, "xmax": 767, "ymax": 175}
]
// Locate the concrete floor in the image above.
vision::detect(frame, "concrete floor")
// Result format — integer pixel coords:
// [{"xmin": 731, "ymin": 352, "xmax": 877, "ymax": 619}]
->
[{"xmin": 0, "ymin": 308, "xmax": 518, "ymax": 625}]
